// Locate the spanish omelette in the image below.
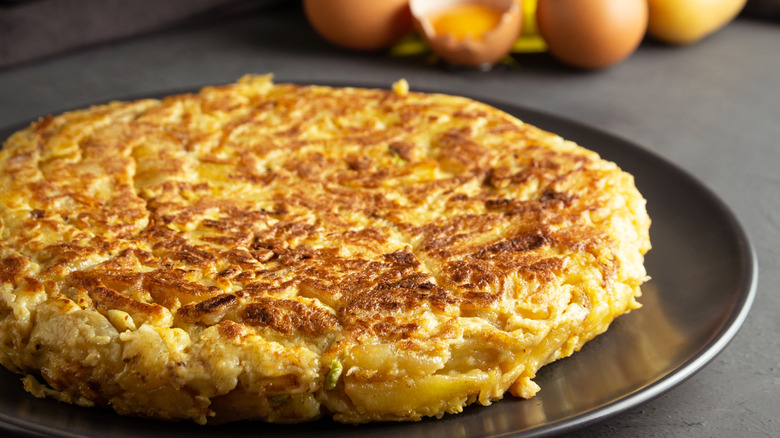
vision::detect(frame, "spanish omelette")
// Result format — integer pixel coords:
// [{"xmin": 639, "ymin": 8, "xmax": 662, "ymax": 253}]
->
[{"xmin": 0, "ymin": 75, "xmax": 651, "ymax": 424}]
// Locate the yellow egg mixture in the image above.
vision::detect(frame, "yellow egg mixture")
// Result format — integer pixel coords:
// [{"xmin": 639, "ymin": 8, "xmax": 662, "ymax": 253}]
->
[{"xmin": 0, "ymin": 75, "xmax": 650, "ymax": 424}]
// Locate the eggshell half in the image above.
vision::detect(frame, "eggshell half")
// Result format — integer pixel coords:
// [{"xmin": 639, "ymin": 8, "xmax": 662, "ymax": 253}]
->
[{"xmin": 410, "ymin": 0, "xmax": 522, "ymax": 68}]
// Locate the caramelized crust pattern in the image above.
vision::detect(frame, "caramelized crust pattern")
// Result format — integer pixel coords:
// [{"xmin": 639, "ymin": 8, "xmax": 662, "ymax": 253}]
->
[{"xmin": 0, "ymin": 76, "xmax": 650, "ymax": 424}]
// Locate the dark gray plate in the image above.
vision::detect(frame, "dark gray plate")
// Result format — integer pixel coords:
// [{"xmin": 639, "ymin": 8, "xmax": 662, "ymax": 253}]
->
[{"xmin": 0, "ymin": 95, "xmax": 757, "ymax": 438}]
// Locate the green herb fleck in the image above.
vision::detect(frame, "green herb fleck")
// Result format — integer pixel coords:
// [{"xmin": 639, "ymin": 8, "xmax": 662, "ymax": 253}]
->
[{"xmin": 326, "ymin": 359, "xmax": 343, "ymax": 390}]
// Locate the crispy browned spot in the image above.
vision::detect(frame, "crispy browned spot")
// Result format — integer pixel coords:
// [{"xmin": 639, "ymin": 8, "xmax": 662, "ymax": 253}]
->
[
  {"xmin": 240, "ymin": 298, "xmax": 340, "ymax": 336},
  {"xmin": 177, "ymin": 293, "xmax": 238, "ymax": 323},
  {"xmin": 0, "ymin": 254, "xmax": 27, "ymax": 285},
  {"xmin": 89, "ymin": 286, "xmax": 167, "ymax": 318}
]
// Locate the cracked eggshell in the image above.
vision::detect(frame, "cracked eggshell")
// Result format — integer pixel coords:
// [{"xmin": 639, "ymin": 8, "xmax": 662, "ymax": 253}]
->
[{"xmin": 410, "ymin": 0, "xmax": 522, "ymax": 68}]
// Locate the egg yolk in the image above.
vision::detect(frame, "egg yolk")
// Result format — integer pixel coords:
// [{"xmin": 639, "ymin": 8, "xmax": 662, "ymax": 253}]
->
[{"xmin": 430, "ymin": 4, "xmax": 503, "ymax": 41}]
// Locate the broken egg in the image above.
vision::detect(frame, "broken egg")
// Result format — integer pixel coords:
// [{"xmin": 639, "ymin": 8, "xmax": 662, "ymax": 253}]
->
[{"xmin": 410, "ymin": 0, "xmax": 522, "ymax": 68}]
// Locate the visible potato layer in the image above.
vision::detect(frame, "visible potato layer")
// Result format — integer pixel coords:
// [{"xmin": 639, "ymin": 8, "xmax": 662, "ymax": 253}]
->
[{"xmin": 0, "ymin": 75, "xmax": 650, "ymax": 424}]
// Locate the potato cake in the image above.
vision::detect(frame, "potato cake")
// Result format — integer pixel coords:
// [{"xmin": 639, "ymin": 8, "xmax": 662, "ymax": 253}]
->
[{"xmin": 0, "ymin": 75, "xmax": 650, "ymax": 424}]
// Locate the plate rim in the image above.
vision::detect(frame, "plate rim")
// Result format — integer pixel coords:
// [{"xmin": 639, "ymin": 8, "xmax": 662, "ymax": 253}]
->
[
  {"xmin": 0, "ymin": 83, "xmax": 759, "ymax": 438},
  {"xmin": 481, "ymin": 98, "xmax": 758, "ymax": 437}
]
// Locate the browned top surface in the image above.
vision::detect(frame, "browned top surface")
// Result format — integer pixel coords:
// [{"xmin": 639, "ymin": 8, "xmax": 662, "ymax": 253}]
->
[{"xmin": 0, "ymin": 75, "xmax": 650, "ymax": 351}]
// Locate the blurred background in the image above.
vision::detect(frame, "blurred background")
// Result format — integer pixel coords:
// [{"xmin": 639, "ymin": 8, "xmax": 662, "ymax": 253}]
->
[{"xmin": 1, "ymin": 0, "xmax": 778, "ymax": 70}]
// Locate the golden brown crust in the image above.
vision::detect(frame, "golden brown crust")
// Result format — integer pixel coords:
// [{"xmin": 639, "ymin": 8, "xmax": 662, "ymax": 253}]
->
[{"xmin": 0, "ymin": 75, "xmax": 650, "ymax": 424}]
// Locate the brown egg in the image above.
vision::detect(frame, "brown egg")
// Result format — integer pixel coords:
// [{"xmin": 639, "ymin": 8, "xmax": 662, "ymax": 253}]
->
[
  {"xmin": 537, "ymin": 0, "xmax": 648, "ymax": 70},
  {"xmin": 410, "ymin": 0, "xmax": 522, "ymax": 68},
  {"xmin": 303, "ymin": 0, "xmax": 413, "ymax": 51}
]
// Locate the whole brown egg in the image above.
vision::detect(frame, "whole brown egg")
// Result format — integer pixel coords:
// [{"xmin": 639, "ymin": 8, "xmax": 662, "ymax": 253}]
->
[
  {"xmin": 303, "ymin": 0, "xmax": 413, "ymax": 51},
  {"xmin": 537, "ymin": 0, "xmax": 648, "ymax": 69}
]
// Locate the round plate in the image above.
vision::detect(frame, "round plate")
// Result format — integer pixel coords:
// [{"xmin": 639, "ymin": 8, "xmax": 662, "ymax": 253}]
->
[{"xmin": 0, "ymin": 93, "xmax": 757, "ymax": 438}]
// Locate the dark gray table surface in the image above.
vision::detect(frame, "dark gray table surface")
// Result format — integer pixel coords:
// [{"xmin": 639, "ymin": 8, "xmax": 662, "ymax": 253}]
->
[{"xmin": 0, "ymin": 4, "xmax": 777, "ymax": 438}]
